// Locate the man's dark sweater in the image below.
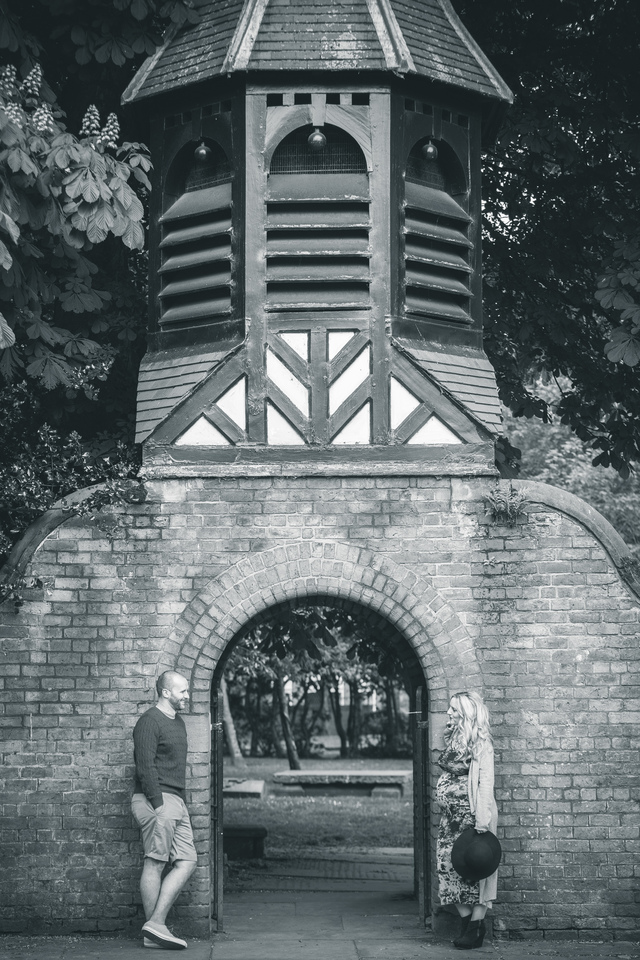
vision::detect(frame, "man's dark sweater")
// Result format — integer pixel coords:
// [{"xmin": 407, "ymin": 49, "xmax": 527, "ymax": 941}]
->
[{"xmin": 133, "ymin": 706, "xmax": 187, "ymax": 809}]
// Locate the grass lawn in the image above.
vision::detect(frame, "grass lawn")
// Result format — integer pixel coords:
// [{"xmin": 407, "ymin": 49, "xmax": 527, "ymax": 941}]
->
[{"xmin": 223, "ymin": 756, "xmax": 414, "ymax": 853}]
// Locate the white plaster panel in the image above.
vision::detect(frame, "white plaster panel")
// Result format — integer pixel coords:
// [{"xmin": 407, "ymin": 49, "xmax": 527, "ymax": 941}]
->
[
  {"xmin": 331, "ymin": 401, "xmax": 371, "ymax": 444},
  {"xmin": 267, "ymin": 348, "xmax": 309, "ymax": 417},
  {"xmin": 328, "ymin": 330, "xmax": 356, "ymax": 360},
  {"xmin": 280, "ymin": 332, "xmax": 309, "ymax": 360},
  {"xmin": 216, "ymin": 377, "xmax": 247, "ymax": 431},
  {"xmin": 390, "ymin": 376, "xmax": 420, "ymax": 429},
  {"xmin": 267, "ymin": 403, "xmax": 306, "ymax": 445},
  {"xmin": 175, "ymin": 416, "xmax": 230, "ymax": 446},
  {"xmin": 329, "ymin": 345, "xmax": 370, "ymax": 415},
  {"xmin": 408, "ymin": 416, "xmax": 462, "ymax": 445}
]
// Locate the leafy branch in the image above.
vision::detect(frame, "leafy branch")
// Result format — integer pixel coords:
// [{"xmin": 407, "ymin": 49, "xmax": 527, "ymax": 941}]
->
[
  {"xmin": 598, "ymin": 233, "xmax": 640, "ymax": 368},
  {"xmin": 0, "ymin": 62, "xmax": 151, "ymax": 389}
]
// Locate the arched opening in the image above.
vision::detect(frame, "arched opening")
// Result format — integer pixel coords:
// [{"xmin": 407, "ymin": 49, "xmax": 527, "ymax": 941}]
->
[
  {"xmin": 265, "ymin": 123, "xmax": 371, "ymax": 312},
  {"xmin": 209, "ymin": 595, "xmax": 431, "ymax": 936},
  {"xmin": 164, "ymin": 138, "xmax": 233, "ymax": 203},
  {"xmin": 269, "ymin": 124, "xmax": 368, "ymax": 175},
  {"xmin": 159, "ymin": 138, "xmax": 234, "ymax": 331},
  {"xmin": 169, "ymin": 539, "xmax": 479, "ymax": 940},
  {"xmin": 405, "ymin": 137, "xmax": 466, "ymax": 200},
  {"xmin": 403, "ymin": 136, "xmax": 472, "ymax": 324}
]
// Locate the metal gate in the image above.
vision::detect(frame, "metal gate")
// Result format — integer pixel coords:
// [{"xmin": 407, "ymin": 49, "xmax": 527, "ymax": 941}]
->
[
  {"xmin": 413, "ymin": 684, "xmax": 430, "ymax": 924},
  {"xmin": 210, "ymin": 688, "xmax": 224, "ymax": 933}
]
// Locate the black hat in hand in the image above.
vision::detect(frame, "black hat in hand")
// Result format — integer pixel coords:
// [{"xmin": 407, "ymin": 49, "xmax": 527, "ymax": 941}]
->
[{"xmin": 451, "ymin": 828, "xmax": 501, "ymax": 881}]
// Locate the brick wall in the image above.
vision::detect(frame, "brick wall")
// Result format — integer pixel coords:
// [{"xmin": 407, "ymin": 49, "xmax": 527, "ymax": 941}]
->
[{"xmin": 1, "ymin": 475, "xmax": 638, "ymax": 939}]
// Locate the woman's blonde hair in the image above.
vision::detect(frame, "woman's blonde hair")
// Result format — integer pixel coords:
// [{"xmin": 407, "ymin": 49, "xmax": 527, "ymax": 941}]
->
[{"xmin": 448, "ymin": 690, "xmax": 492, "ymax": 760}]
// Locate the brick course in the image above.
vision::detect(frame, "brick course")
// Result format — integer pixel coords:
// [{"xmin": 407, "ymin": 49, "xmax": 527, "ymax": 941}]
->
[{"xmin": 1, "ymin": 476, "xmax": 639, "ymax": 939}]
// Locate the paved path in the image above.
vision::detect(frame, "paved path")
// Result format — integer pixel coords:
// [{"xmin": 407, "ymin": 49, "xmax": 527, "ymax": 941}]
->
[
  {"xmin": 226, "ymin": 847, "xmax": 413, "ymax": 892},
  {"xmin": 1, "ymin": 850, "xmax": 637, "ymax": 960},
  {"xmin": 1, "ymin": 896, "xmax": 637, "ymax": 960}
]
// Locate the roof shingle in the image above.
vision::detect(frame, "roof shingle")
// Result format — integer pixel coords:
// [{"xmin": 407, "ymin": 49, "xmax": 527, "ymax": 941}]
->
[
  {"xmin": 248, "ymin": 0, "xmax": 386, "ymax": 70},
  {"xmin": 135, "ymin": 344, "xmax": 236, "ymax": 444},
  {"xmin": 122, "ymin": 0, "xmax": 512, "ymax": 105},
  {"xmin": 394, "ymin": 341, "xmax": 503, "ymax": 435}
]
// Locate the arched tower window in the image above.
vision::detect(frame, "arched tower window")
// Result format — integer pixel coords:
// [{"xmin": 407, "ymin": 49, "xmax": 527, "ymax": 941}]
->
[
  {"xmin": 270, "ymin": 125, "xmax": 367, "ymax": 175},
  {"xmin": 159, "ymin": 140, "xmax": 233, "ymax": 330},
  {"xmin": 403, "ymin": 138, "xmax": 471, "ymax": 324},
  {"xmin": 266, "ymin": 124, "xmax": 370, "ymax": 312}
]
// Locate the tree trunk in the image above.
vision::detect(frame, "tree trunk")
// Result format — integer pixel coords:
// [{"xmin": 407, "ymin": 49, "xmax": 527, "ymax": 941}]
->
[
  {"xmin": 311, "ymin": 681, "xmax": 327, "ymax": 753},
  {"xmin": 270, "ymin": 687, "xmax": 287, "ymax": 759},
  {"xmin": 246, "ymin": 680, "xmax": 260, "ymax": 757},
  {"xmin": 274, "ymin": 664, "xmax": 301, "ymax": 770},
  {"xmin": 347, "ymin": 679, "xmax": 362, "ymax": 757},
  {"xmin": 220, "ymin": 677, "xmax": 247, "ymax": 768},
  {"xmin": 385, "ymin": 679, "xmax": 398, "ymax": 752},
  {"xmin": 293, "ymin": 680, "xmax": 321, "ymax": 758},
  {"xmin": 295, "ymin": 682, "xmax": 311, "ymax": 757},
  {"xmin": 328, "ymin": 680, "xmax": 349, "ymax": 758}
]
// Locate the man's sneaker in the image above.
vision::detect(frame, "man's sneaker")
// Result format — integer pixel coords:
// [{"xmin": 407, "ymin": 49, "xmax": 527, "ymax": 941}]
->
[{"xmin": 142, "ymin": 922, "xmax": 188, "ymax": 950}]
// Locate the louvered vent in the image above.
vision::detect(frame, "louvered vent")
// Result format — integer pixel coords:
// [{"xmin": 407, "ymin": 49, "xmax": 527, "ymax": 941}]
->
[
  {"xmin": 159, "ymin": 143, "xmax": 232, "ymax": 330},
  {"xmin": 266, "ymin": 126, "xmax": 370, "ymax": 312},
  {"xmin": 404, "ymin": 149, "xmax": 472, "ymax": 323}
]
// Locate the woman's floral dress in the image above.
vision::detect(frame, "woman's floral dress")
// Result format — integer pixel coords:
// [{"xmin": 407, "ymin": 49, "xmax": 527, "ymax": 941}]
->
[{"xmin": 436, "ymin": 741, "xmax": 479, "ymax": 905}]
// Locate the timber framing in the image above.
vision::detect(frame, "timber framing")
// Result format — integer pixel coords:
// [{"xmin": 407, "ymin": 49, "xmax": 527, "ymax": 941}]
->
[{"xmin": 124, "ymin": 0, "xmax": 512, "ymax": 471}]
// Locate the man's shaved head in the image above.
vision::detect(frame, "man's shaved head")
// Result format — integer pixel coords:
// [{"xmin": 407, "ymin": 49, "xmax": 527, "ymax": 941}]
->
[{"xmin": 156, "ymin": 670, "xmax": 186, "ymax": 697}]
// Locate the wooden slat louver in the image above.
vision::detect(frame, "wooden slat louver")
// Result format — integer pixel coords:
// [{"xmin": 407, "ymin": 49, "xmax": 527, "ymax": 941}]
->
[
  {"xmin": 160, "ymin": 181, "xmax": 232, "ymax": 329},
  {"xmin": 404, "ymin": 179, "xmax": 472, "ymax": 324},
  {"xmin": 266, "ymin": 129, "xmax": 370, "ymax": 312}
]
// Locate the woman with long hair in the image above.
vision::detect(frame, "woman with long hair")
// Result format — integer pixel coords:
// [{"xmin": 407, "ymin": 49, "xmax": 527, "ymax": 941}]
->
[{"xmin": 436, "ymin": 690, "xmax": 498, "ymax": 949}]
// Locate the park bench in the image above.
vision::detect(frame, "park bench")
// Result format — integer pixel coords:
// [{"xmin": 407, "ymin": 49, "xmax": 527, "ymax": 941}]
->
[{"xmin": 271, "ymin": 769, "xmax": 412, "ymax": 798}]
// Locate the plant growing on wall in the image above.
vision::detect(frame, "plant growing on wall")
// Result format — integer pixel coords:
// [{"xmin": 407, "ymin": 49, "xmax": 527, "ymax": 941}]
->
[{"xmin": 484, "ymin": 481, "xmax": 529, "ymax": 526}]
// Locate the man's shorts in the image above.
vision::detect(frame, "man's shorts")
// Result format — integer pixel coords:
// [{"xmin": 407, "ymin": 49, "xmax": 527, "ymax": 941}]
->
[{"xmin": 131, "ymin": 792, "xmax": 198, "ymax": 864}]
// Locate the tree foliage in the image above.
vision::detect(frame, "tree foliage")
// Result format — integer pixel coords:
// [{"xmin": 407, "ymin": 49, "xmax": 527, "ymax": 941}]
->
[
  {"xmin": 0, "ymin": 61, "xmax": 151, "ymax": 389},
  {"xmin": 0, "ymin": 380, "xmax": 140, "ymax": 562},
  {"xmin": 0, "ymin": 0, "xmax": 200, "ymax": 563},
  {"xmin": 224, "ymin": 605, "xmax": 411, "ymax": 764},
  {"xmin": 457, "ymin": 0, "xmax": 640, "ymax": 475},
  {"xmin": 504, "ymin": 383, "xmax": 640, "ymax": 554}
]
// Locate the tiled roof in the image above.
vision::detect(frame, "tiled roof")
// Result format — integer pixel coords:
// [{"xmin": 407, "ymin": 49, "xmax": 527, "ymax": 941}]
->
[
  {"xmin": 122, "ymin": 0, "xmax": 512, "ymax": 105},
  {"xmin": 135, "ymin": 344, "xmax": 236, "ymax": 444},
  {"xmin": 391, "ymin": 0, "xmax": 511, "ymax": 100},
  {"xmin": 249, "ymin": 0, "xmax": 386, "ymax": 71},
  {"xmin": 394, "ymin": 340, "xmax": 503, "ymax": 435},
  {"xmin": 123, "ymin": 0, "xmax": 245, "ymax": 105}
]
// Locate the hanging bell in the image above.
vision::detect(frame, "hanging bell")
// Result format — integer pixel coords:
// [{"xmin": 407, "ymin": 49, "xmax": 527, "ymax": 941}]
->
[
  {"xmin": 194, "ymin": 141, "xmax": 212, "ymax": 162},
  {"xmin": 422, "ymin": 140, "xmax": 438, "ymax": 161},
  {"xmin": 307, "ymin": 127, "xmax": 327, "ymax": 152}
]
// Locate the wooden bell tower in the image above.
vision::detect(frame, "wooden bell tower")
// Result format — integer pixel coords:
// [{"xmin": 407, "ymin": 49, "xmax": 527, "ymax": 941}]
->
[{"xmin": 123, "ymin": 0, "xmax": 512, "ymax": 476}]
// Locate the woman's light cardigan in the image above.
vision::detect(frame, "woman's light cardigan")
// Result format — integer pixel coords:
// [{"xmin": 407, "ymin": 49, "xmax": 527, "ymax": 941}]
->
[{"xmin": 468, "ymin": 740, "xmax": 499, "ymax": 905}]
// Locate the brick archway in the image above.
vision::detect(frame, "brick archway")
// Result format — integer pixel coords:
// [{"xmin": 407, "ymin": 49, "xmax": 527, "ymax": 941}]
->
[{"xmin": 162, "ymin": 540, "xmax": 482, "ymax": 708}]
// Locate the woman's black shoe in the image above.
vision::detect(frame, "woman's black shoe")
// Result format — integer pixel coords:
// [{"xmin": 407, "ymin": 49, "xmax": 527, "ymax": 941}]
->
[
  {"xmin": 453, "ymin": 918, "xmax": 486, "ymax": 949},
  {"xmin": 453, "ymin": 914, "xmax": 471, "ymax": 946}
]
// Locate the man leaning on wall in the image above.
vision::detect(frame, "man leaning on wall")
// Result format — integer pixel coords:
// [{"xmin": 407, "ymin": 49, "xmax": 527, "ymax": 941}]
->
[{"xmin": 131, "ymin": 670, "xmax": 197, "ymax": 950}]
